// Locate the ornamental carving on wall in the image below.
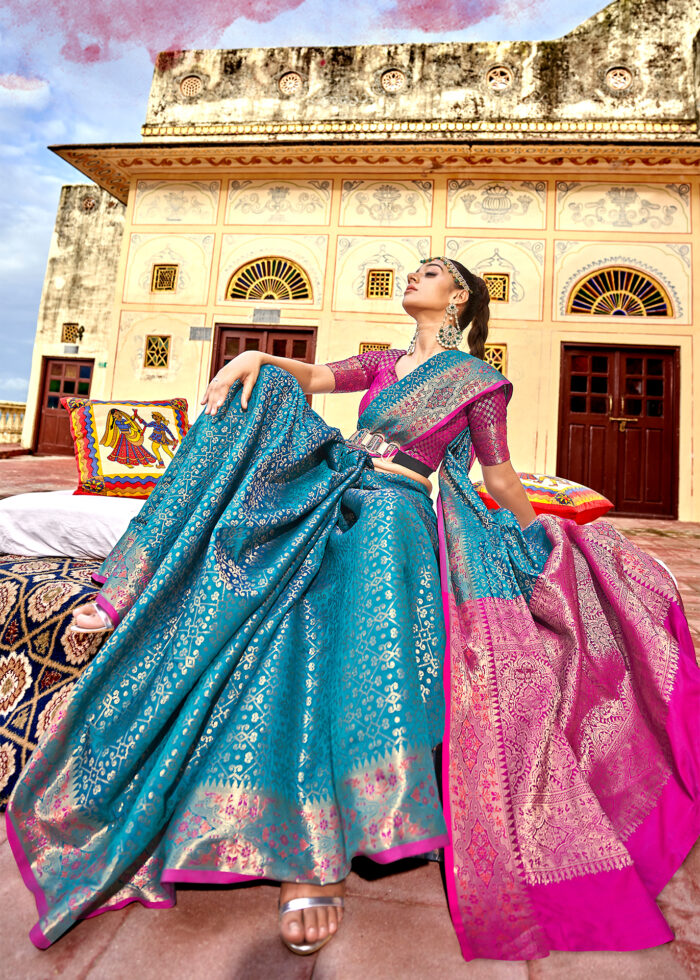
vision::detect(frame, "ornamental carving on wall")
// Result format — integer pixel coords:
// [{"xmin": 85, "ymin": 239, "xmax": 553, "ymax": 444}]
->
[
  {"xmin": 228, "ymin": 180, "xmax": 330, "ymax": 218},
  {"xmin": 342, "ymin": 180, "xmax": 432, "ymax": 224},
  {"xmin": 448, "ymin": 180, "xmax": 546, "ymax": 226},
  {"xmin": 560, "ymin": 184, "xmax": 687, "ymax": 230}
]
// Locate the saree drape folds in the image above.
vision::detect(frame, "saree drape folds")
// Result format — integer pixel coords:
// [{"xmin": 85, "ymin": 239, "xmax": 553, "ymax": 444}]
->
[
  {"xmin": 7, "ymin": 367, "xmax": 448, "ymax": 948},
  {"xmin": 7, "ymin": 353, "xmax": 700, "ymax": 960},
  {"xmin": 438, "ymin": 431, "xmax": 700, "ymax": 960}
]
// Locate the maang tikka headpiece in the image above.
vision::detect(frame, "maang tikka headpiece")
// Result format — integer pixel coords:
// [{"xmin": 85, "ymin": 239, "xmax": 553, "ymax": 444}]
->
[{"xmin": 412, "ymin": 256, "xmax": 470, "ymax": 352}]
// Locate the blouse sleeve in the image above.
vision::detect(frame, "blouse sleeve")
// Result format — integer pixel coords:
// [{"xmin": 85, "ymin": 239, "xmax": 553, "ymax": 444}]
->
[
  {"xmin": 465, "ymin": 386, "xmax": 510, "ymax": 466},
  {"xmin": 324, "ymin": 349, "xmax": 389, "ymax": 393}
]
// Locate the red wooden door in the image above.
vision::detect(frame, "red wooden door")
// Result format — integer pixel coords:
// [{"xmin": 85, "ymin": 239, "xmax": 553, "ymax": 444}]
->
[
  {"xmin": 210, "ymin": 325, "xmax": 316, "ymax": 402},
  {"xmin": 35, "ymin": 358, "xmax": 94, "ymax": 455},
  {"xmin": 557, "ymin": 345, "xmax": 678, "ymax": 518}
]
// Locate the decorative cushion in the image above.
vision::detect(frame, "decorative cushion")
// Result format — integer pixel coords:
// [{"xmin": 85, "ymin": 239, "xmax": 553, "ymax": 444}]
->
[
  {"xmin": 472, "ymin": 472, "xmax": 613, "ymax": 525},
  {"xmin": 61, "ymin": 397, "xmax": 189, "ymax": 498},
  {"xmin": 0, "ymin": 555, "xmax": 102, "ymax": 810},
  {"xmin": 0, "ymin": 490, "xmax": 144, "ymax": 560}
]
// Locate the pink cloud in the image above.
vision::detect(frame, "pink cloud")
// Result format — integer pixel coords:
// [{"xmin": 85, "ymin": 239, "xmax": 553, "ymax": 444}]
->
[
  {"xmin": 3, "ymin": 0, "xmax": 307, "ymax": 64},
  {"xmin": 380, "ymin": 0, "xmax": 531, "ymax": 32},
  {"xmin": 0, "ymin": 73, "xmax": 46, "ymax": 90}
]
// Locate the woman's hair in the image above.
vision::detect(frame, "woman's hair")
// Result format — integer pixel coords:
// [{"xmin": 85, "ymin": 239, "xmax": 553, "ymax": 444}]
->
[{"xmin": 451, "ymin": 259, "xmax": 490, "ymax": 360}]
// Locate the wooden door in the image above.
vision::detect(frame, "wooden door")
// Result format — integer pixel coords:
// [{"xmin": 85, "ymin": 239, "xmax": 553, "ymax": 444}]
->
[
  {"xmin": 210, "ymin": 326, "xmax": 316, "ymax": 402},
  {"xmin": 557, "ymin": 345, "xmax": 679, "ymax": 519},
  {"xmin": 35, "ymin": 358, "xmax": 94, "ymax": 455}
]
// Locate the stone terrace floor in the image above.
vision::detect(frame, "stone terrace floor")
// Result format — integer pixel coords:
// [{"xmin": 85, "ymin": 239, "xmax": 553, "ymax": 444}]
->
[{"xmin": 1, "ymin": 455, "xmax": 699, "ymax": 978}]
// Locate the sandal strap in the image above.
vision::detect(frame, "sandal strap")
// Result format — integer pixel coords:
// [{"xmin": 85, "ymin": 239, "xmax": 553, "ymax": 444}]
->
[
  {"xmin": 279, "ymin": 896, "xmax": 344, "ymax": 917},
  {"xmin": 94, "ymin": 605, "xmax": 114, "ymax": 629}
]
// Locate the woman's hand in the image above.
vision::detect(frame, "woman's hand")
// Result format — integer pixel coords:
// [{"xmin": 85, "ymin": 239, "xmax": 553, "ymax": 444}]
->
[{"xmin": 200, "ymin": 350, "xmax": 264, "ymax": 415}]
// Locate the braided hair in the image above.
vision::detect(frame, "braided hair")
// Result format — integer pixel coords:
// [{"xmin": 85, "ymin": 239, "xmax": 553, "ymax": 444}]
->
[{"xmin": 450, "ymin": 259, "xmax": 490, "ymax": 360}]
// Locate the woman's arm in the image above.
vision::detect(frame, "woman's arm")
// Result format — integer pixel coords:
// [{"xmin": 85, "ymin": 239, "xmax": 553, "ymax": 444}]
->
[
  {"xmin": 481, "ymin": 460, "xmax": 536, "ymax": 529},
  {"xmin": 201, "ymin": 350, "xmax": 335, "ymax": 415}
]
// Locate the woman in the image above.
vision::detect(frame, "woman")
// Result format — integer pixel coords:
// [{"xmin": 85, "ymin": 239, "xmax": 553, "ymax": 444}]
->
[{"xmin": 8, "ymin": 258, "xmax": 700, "ymax": 960}]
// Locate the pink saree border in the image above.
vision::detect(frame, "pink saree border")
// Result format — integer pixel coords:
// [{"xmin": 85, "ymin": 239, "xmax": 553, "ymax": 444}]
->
[
  {"xmin": 8, "ymin": 787, "xmax": 448, "ymax": 948},
  {"xmin": 6, "ymin": 803, "xmax": 175, "ymax": 949},
  {"xmin": 160, "ymin": 833, "xmax": 451, "ymax": 886},
  {"xmin": 367, "ymin": 834, "xmax": 448, "ymax": 864},
  {"xmin": 95, "ymin": 594, "xmax": 120, "ymax": 627},
  {"xmin": 6, "ymin": 805, "xmax": 52, "ymax": 949},
  {"xmin": 91, "ymin": 572, "xmax": 108, "ymax": 585}
]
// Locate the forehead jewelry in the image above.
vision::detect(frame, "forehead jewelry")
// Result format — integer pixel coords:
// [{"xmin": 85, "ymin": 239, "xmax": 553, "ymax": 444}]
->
[{"xmin": 420, "ymin": 256, "xmax": 470, "ymax": 291}]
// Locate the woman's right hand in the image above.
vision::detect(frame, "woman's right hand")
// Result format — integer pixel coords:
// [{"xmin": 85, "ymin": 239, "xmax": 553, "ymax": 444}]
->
[{"xmin": 200, "ymin": 350, "xmax": 265, "ymax": 415}]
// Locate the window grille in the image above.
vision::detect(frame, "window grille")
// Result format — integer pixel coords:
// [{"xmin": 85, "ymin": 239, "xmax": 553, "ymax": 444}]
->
[
  {"xmin": 227, "ymin": 257, "xmax": 312, "ymax": 301},
  {"xmin": 144, "ymin": 335, "xmax": 171, "ymax": 368},
  {"xmin": 484, "ymin": 343, "xmax": 507, "ymax": 373},
  {"xmin": 567, "ymin": 266, "xmax": 672, "ymax": 317},
  {"xmin": 151, "ymin": 264, "xmax": 179, "ymax": 292},
  {"xmin": 359, "ymin": 342, "xmax": 391, "ymax": 353},
  {"xmin": 61, "ymin": 322, "xmax": 83, "ymax": 343},
  {"xmin": 366, "ymin": 269, "xmax": 395, "ymax": 299},
  {"xmin": 483, "ymin": 273, "xmax": 510, "ymax": 303}
]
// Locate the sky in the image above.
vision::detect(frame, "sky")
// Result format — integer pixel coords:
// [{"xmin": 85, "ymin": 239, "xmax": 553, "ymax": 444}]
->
[{"xmin": 0, "ymin": 0, "xmax": 607, "ymax": 404}]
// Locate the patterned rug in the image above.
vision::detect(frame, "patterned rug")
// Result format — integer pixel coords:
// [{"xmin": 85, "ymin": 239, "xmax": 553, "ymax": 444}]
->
[{"xmin": 0, "ymin": 555, "xmax": 102, "ymax": 810}]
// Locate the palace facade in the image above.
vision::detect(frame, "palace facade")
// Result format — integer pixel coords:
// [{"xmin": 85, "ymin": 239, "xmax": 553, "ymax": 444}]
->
[{"xmin": 22, "ymin": 0, "xmax": 700, "ymax": 519}]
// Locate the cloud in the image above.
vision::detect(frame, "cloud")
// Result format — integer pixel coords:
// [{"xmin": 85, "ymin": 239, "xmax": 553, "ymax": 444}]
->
[
  {"xmin": 381, "ymin": 0, "xmax": 501, "ymax": 32},
  {"xmin": 0, "ymin": 377, "xmax": 29, "ymax": 393},
  {"xmin": 1, "ymin": 0, "xmax": 308, "ymax": 65},
  {"xmin": 0, "ymin": 73, "xmax": 50, "ymax": 109}
]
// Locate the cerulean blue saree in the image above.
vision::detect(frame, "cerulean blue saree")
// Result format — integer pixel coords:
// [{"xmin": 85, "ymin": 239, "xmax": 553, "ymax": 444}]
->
[{"xmin": 7, "ymin": 357, "xmax": 700, "ymax": 960}]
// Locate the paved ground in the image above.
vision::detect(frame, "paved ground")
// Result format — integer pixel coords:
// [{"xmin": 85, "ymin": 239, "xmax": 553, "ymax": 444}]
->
[
  {"xmin": 0, "ymin": 453, "xmax": 77, "ymax": 498},
  {"xmin": 1, "ymin": 457, "xmax": 699, "ymax": 978}
]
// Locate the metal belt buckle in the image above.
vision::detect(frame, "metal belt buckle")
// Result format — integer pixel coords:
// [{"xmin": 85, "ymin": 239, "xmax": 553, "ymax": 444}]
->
[
  {"xmin": 380, "ymin": 441, "xmax": 400, "ymax": 459},
  {"xmin": 365, "ymin": 433, "xmax": 385, "ymax": 453}
]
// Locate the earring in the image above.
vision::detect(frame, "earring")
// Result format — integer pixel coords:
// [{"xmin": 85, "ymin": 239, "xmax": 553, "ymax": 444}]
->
[
  {"xmin": 407, "ymin": 328, "xmax": 418, "ymax": 355},
  {"xmin": 436, "ymin": 301, "xmax": 461, "ymax": 350}
]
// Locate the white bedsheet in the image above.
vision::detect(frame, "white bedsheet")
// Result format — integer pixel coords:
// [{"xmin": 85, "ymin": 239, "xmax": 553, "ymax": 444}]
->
[{"xmin": 0, "ymin": 490, "xmax": 144, "ymax": 560}]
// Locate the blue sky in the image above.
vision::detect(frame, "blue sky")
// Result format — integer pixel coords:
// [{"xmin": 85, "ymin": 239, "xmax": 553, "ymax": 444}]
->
[{"xmin": 0, "ymin": 0, "xmax": 607, "ymax": 403}]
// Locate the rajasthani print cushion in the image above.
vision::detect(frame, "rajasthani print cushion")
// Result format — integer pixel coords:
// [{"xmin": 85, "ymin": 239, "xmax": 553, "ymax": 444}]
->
[
  {"xmin": 472, "ymin": 472, "xmax": 613, "ymax": 525},
  {"xmin": 61, "ymin": 397, "xmax": 190, "ymax": 498},
  {"xmin": 0, "ymin": 555, "xmax": 102, "ymax": 811}
]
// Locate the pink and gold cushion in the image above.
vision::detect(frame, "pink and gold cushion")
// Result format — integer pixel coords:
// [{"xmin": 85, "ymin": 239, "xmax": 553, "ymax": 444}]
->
[
  {"xmin": 472, "ymin": 472, "xmax": 613, "ymax": 525},
  {"xmin": 61, "ymin": 397, "xmax": 190, "ymax": 499}
]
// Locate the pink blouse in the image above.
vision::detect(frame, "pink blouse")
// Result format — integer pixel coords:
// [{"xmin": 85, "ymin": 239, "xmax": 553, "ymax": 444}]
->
[{"xmin": 325, "ymin": 349, "xmax": 510, "ymax": 471}]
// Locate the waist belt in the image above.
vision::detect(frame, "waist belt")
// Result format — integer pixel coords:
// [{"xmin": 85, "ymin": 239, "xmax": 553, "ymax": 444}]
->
[{"xmin": 346, "ymin": 428, "xmax": 433, "ymax": 478}]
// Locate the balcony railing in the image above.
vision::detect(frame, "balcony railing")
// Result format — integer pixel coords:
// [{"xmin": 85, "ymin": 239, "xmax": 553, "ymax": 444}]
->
[{"xmin": 0, "ymin": 401, "xmax": 26, "ymax": 443}]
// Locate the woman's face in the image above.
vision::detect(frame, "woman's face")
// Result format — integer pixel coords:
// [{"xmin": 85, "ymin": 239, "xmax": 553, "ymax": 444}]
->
[{"xmin": 402, "ymin": 260, "xmax": 468, "ymax": 318}]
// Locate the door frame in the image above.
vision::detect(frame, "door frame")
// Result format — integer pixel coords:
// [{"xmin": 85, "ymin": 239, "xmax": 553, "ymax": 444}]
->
[
  {"xmin": 210, "ymin": 322, "xmax": 318, "ymax": 381},
  {"xmin": 31, "ymin": 355, "xmax": 95, "ymax": 454},
  {"xmin": 556, "ymin": 342, "xmax": 680, "ymax": 520}
]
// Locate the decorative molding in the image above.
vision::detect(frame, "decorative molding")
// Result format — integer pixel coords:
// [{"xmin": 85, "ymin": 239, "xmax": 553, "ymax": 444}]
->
[
  {"xmin": 52, "ymin": 142, "xmax": 700, "ymax": 206},
  {"xmin": 140, "ymin": 119, "xmax": 695, "ymax": 140}
]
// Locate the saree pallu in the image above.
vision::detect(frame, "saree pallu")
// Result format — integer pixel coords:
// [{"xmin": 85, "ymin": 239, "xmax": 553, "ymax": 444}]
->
[
  {"xmin": 7, "ymin": 366, "xmax": 448, "ymax": 948},
  {"xmin": 438, "ymin": 433, "xmax": 700, "ymax": 960}
]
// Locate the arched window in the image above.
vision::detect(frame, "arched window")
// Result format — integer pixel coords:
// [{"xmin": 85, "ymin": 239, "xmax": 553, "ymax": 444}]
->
[
  {"xmin": 567, "ymin": 266, "xmax": 672, "ymax": 317},
  {"xmin": 226, "ymin": 257, "xmax": 312, "ymax": 302}
]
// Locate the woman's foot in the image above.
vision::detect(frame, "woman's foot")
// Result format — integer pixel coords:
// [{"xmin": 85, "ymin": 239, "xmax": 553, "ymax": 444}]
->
[
  {"xmin": 69, "ymin": 602, "xmax": 115, "ymax": 634},
  {"xmin": 279, "ymin": 880, "xmax": 345, "ymax": 954}
]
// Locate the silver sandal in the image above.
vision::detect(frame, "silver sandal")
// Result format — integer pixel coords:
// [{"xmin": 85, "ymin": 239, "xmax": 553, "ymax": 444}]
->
[
  {"xmin": 279, "ymin": 895, "xmax": 344, "ymax": 955},
  {"xmin": 68, "ymin": 602, "xmax": 115, "ymax": 635}
]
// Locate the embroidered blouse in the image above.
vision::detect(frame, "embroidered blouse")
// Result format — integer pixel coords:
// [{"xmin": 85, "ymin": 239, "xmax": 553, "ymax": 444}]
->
[{"xmin": 325, "ymin": 348, "xmax": 510, "ymax": 470}]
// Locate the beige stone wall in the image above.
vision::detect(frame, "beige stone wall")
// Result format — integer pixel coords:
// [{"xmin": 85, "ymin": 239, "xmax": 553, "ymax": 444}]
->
[
  {"xmin": 101, "ymin": 163, "xmax": 697, "ymax": 516},
  {"xmin": 142, "ymin": 0, "xmax": 700, "ymax": 143},
  {"xmin": 22, "ymin": 185, "xmax": 125, "ymax": 447}
]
